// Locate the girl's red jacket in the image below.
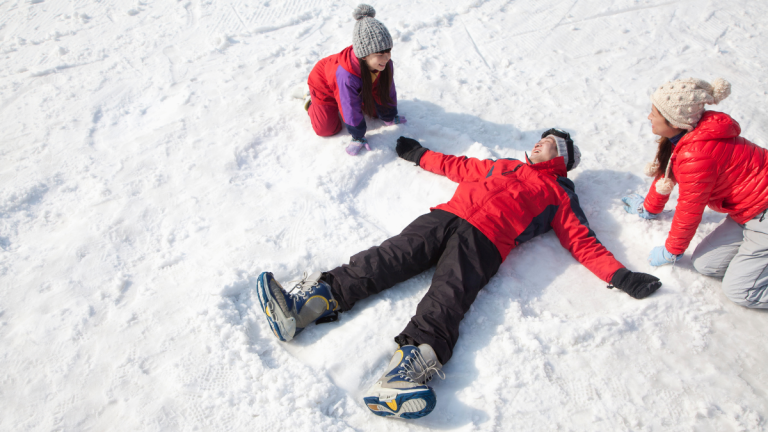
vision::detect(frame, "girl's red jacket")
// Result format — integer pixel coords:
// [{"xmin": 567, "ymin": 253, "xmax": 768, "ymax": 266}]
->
[
  {"xmin": 307, "ymin": 46, "xmax": 396, "ymax": 133},
  {"xmin": 644, "ymin": 111, "xmax": 768, "ymax": 254}
]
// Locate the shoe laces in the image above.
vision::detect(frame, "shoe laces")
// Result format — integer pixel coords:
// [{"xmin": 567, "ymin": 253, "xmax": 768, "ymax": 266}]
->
[
  {"xmin": 400, "ymin": 350, "xmax": 445, "ymax": 384},
  {"xmin": 286, "ymin": 272, "xmax": 320, "ymax": 299}
]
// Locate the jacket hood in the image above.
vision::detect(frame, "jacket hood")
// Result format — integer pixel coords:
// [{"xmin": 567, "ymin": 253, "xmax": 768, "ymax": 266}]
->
[
  {"xmin": 338, "ymin": 45, "xmax": 361, "ymax": 78},
  {"xmin": 525, "ymin": 153, "xmax": 569, "ymax": 178},
  {"xmin": 681, "ymin": 111, "xmax": 741, "ymax": 145}
]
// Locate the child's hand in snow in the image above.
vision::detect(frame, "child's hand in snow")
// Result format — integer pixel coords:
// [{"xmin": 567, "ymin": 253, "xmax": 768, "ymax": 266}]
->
[{"xmin": 345, "ymin": 137, "xmax": 371, "ymax": 156}]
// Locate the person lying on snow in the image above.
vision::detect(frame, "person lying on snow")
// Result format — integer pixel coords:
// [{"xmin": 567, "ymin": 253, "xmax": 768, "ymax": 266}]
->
[{"xmin": 256, "ymin": 129, "xmax": 663, "ymax": 420}]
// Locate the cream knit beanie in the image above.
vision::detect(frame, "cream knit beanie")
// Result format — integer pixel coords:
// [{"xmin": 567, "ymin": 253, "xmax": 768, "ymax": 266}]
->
[
  {"xmin": 647, "ymin": 77, "xmax": 731, "ymax": 195},
  {"xmin": 650, "ymin": 77, "xmax": 731, "ymax": 131}
]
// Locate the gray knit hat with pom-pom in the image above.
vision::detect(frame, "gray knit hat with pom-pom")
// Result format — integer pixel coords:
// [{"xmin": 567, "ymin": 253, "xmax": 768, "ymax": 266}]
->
[
  {"xmin": 352, "ymin": 4, "xmax": 392, "ymax": 59},
  {"xmin": 650, "ymin": 78, "xmax": 732, "ymax": 131}
]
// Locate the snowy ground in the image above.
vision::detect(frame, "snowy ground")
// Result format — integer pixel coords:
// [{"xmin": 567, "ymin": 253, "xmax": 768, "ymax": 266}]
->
[{"xmin": 2, "ymin": 0, "xmax": 768, "ymax": 430}]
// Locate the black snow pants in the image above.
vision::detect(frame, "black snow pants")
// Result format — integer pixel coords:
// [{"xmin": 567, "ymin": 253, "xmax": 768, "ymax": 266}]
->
[{"xmin": 326, "ymin": 210, "xmax": 502, "ymax": 364}]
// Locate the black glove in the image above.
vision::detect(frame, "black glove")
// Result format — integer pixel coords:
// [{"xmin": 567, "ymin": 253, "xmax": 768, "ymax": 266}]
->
[
  {"xmin": 609, "ymin": 268, "xmax": 662, "ymax": 299},
  {"xmin": 396, "ymin": 136, "xmax": 428, "ymax": 165}
]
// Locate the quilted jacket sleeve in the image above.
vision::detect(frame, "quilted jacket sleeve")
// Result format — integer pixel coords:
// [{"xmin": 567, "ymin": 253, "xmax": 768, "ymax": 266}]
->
[
  {"xmin": 418, "ymin": 149, "xmax": 497, "ymax": 183},
  {"xmin": 643, "ymin": 175, "xmax": 672, "ymax": 214},
  {"xmin": 664, "ymin": 151, "xmax": 718, "ymax": 254}
]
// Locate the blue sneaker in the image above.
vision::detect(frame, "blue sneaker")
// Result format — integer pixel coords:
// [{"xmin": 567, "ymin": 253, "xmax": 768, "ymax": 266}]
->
[
  {"xmin": 256, "ymin": 271, "xmax": 339, "ymax": 342},
  {"xmin": 363, "ymin": 344, "xmax": 445, "ymax": 419}
]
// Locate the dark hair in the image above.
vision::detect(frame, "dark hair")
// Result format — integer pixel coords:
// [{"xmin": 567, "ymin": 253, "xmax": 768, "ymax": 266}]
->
[
  {"xmin": 651, "ymin": 110, "xmax": 677, "ymax": 180},
  {"xmin": 358, "ymin": 56, "xmax": 393, "ymax": 118},
  {"xmin": 653, "ymin": 136, "xmax": 674, "ymax": 180}
]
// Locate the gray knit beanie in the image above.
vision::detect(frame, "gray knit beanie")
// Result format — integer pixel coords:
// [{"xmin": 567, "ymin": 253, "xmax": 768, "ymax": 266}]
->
[
  {"xmin": 650, "ymin": 78, "xmax": 731, "ymax": 131},
  {"xmin": 547, "ymin": 135, "xmax": 582, "ymax": 171},
  {"xmin": 352, "ymin": 4, "xmax": 393, "ymax": 59}
]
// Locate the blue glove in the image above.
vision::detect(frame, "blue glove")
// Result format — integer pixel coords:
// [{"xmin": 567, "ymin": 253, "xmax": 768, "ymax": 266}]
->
[
  {"xmin": 648, "ymin": 246, "xmax": 682, "ymax": 267},
  {"xmin": 622, "ymin": 194, "xmax": 658, "ymax": 220}
]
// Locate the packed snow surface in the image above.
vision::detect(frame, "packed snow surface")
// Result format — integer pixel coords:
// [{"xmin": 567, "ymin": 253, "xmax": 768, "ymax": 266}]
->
[{"xmin": 1, "ymin": 0, "xmax": 767, "ymax": 430}]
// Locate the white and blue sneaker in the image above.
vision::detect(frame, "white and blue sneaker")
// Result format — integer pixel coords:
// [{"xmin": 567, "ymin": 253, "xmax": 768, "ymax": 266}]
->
[
  {"xmin": 363, "ymin": 344, "xmax": 445, "ymax": 419},
  {"xmin": 256, "ymin": 271, "xmax": 339, "ymax": 342}
]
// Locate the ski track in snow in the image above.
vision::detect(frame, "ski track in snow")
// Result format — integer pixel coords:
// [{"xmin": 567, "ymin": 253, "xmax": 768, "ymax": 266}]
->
[{"xmin": 1, "ymin": 0, "xmax": 767, "ymax": 430}]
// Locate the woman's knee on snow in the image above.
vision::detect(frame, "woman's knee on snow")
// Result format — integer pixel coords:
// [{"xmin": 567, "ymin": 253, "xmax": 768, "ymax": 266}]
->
[
  {"xmin": 691, "ymin": 248, "xmax": 730, "ymax": 278},
  {"xmin": 721, "ymin": 281, "xmax": 752, "ymax": 307},
  {"xmin": 721, "ymin": 278, "xmax": 768, "ymax": 309}
]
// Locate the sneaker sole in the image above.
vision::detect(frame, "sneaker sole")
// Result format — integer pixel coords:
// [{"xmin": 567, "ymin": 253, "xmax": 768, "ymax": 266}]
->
[
  {"xmin": 256, "ymin": 272, "xmax": 295, "ymax": 342},
  {"xmin": 363, "ymin": 388, "xmax": 436, "ymax": 419}
]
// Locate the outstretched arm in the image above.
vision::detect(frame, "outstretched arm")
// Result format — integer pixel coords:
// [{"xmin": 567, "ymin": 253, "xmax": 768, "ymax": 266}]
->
[
  {"xmin": 553, "ymin": 179, "xmax": 661, "ymax": 299},
  {"xmin": 396, "ymin": 136, "xmax": 495, "ymax": 183},
  {"xmin": 551, "ymin": 188, "xmax": 624, "ymax": 283}
]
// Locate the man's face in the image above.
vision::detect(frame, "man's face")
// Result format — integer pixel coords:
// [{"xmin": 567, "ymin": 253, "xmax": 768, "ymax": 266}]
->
[{"xmin": 529, "ymin": 136, "xmax": 559, "ymax": 164}]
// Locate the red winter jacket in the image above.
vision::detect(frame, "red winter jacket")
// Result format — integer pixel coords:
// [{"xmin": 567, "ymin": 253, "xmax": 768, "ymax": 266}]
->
[
  {"xmin": 419, "ymin": 150, "xmax": 625, "ymax": 283},
  {"xmin": 307, "ymin": 45, "xmax": 397, "ymax": 136},
  {"xmin": 644, "ymin": 111, "xmax": 768, "ymax": 255}
]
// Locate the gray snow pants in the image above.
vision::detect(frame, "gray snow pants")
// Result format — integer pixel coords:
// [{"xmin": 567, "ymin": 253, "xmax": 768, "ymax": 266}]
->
[{"xmin": 691, "ymin": 209, "xmax": 768, "ymax": 308}]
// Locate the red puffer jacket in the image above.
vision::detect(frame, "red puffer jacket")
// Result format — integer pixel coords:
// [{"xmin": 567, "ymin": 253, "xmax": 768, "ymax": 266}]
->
[
  {"xmin": 307, "ymin": 46, "xmax": 395, "ymax": 127},
  {"xmin": 644, "ymin": 111, "xmax": 768, "ymax": 255},
  {"xmin": 419, "ymin": 150, "xmax": 625, "ymax": 283}
]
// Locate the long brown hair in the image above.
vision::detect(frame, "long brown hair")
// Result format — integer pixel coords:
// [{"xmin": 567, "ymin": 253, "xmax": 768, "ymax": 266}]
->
[
  {"xmin": 649, "ymin": 108, "xmax": 682, "ymax": 181},
  {"xmin": 358, "ymin": 57, "xmax": 393, "ymax": 118},
  {"xmin": 653, "ymin": 136, "xmax": 674, "ymax": 180}
]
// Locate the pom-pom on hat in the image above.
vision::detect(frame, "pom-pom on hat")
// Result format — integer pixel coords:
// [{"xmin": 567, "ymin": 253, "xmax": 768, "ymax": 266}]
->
[
  {"xmin": 644, "ymin": 159, "xmax": 675, "ymax": 195},
  {"xmin": 650, "ymin": 77, "xmax": 731, "ymax": 131},
  {"xmin": 352, "ymin": 4, "xmax": 393, "ymax": 59}
]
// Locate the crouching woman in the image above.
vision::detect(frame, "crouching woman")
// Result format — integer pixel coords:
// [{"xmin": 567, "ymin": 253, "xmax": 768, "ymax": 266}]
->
[{"xmin": 622, "ymin": 77, "xmax": 768, "ymax": 308}]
